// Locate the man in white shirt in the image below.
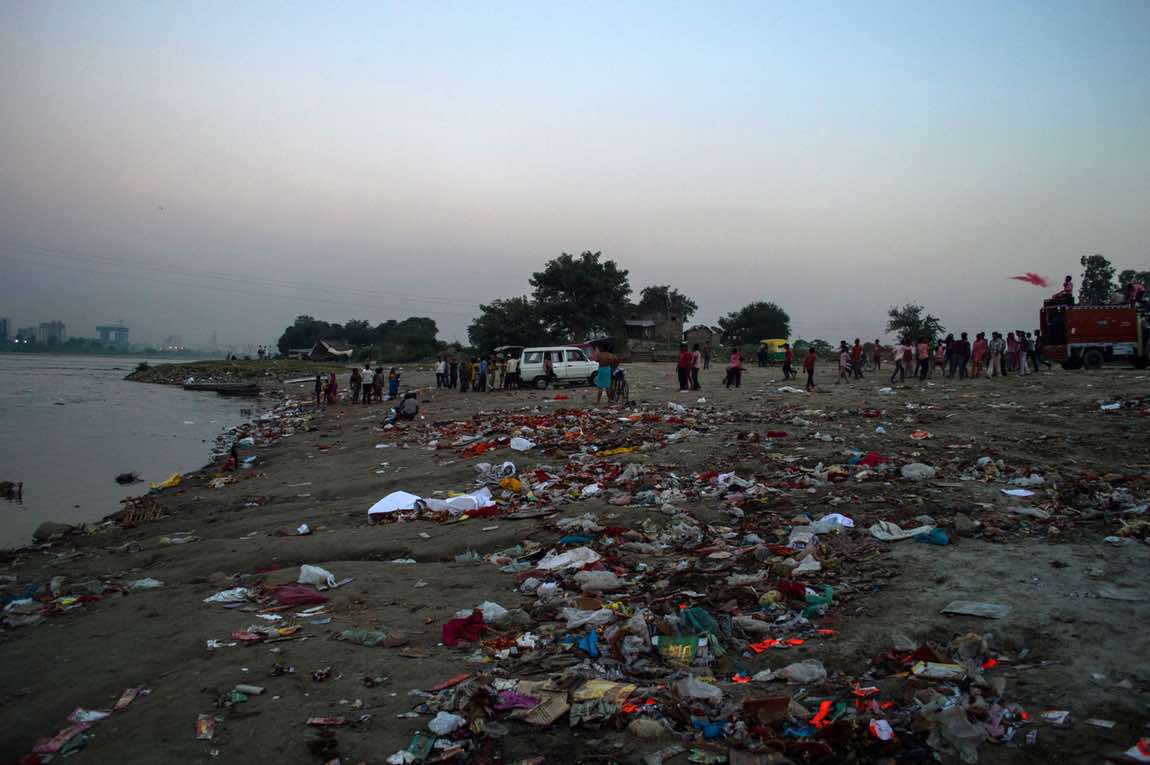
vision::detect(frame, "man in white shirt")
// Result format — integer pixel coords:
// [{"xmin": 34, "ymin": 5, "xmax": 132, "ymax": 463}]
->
[
  {"xmin": 361, "ymin": 365, "xmax": 374, "ymax": 404},
  {"xmin": 505, "ymin": 356, "xmax": 520, "ymax": 390}
]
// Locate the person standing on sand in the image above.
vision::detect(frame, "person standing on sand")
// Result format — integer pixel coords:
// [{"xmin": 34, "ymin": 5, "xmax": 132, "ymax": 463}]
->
[
  {"xmin": 435, "ymin": 356, "xmax": 446, "ymax": 389},
  {"xmin": 872, "ymin": 340, "xmax": 882, "ymax": 371},
  {"xmin": 505, "ymin": 354, "xmax": 519, "ymax": 389},
  {"xmin": 851, "ymin": 339, "xmax": 864, "ymax": 379},
  {"xmin": 327, "ymin": 371, "xmax": 338, "ymax": 404},
  {"xmin": 676, "ymin": 343, "xmax": 692, "ymax": 392},
  {"xmin": 987, "ymin": 332, "xmax": 1003, "ymax": 377},
  {"xmin": 448, "ymin": 356, "xmax": 459, "ymax": 389},
  {"xmin": 1006, "ymin": 332, "xmax": 1019, "ymax": 373},
  {"xmin": 477, "ymin": 356, "xmax": 488, "ymax": 392},
  {"xmin": 804, "ymin": 346, "xmax": 817, "ymax": 390},
  {"xmin": 350, "ymin": 366, "xmax": 362, "ymax": 404},
  {"xmin": 691, "ymin": 344, "xmax": 702, "ymax": 390},
  {"xmin": 725, "ymin": 347, "xmax": 743, "ymax": 388},
  {"xmin": 459, "ymin": 358, "xmax": 470, "ymax": 392},
  {"xmin": 373, "ymin": 367, "xmax": 385, "ymax": 403},
  {"xmin": 971, "ymin": 333, "xmax": 987, "ymax": 379},
  {"xmin": 594, "ymin": 349, "xmax": 617, "ymax": 405},
  {"xmin": 703, "ymin": 341, "xmax": 712, "ymax": 370},
  {"xmin": 836, "ymin": 341, "xmax": 850, "ymax": 384},
  {"xmin": 916, "ymin": 338, "xmax": 931, "ymax": 381},
  {"xmin": 1033, "ymin": 330, "xmax": 1052, "ymax": 370},
  {"xmin": 314, "ymin": 373, "xmax": 324, "ymax": 408},
  {"xmin": 361, "ymin": 365, "xmax": 374, "ymax": 404},
  {"xmin": 958, "ymin": 332, "xmax": 971, "ymax": 379}
]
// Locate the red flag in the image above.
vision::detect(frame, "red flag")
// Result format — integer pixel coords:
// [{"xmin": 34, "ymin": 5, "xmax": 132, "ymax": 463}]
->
[{"xmin": 1009, "ymin": 273, "xmax": 1049, "ymax": 287}]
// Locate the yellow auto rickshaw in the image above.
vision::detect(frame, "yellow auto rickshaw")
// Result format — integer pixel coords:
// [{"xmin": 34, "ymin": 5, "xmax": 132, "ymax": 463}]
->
[{"xmin": 761, "ymin": 338, "xmax": 788, "ymax": 364}]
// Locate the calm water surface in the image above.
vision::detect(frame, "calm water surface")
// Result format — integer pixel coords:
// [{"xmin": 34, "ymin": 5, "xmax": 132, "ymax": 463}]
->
[{"xmin": 0, "ymin": 355, "xmax": 264, "ymax": 548}]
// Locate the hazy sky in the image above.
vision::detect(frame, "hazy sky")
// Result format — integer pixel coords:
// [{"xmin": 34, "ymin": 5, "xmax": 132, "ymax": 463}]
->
[{"xmin": 2, "ymin": 1, "xmax": 1148, "ymax": 347}]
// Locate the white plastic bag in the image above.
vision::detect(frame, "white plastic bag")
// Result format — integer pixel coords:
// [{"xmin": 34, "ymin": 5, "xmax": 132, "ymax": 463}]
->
[
  {"xmin": 573, "ymin": 570, "xmax": 625, "ymax": 592},
  {"xmin": 428, "ymin": 711, "xmax": 466, "ymax": 735},
  {"xmin": 298, "ymin": 564, "xmax": 338, "ymax": 590},
  {"xmin": 775, "ymin": 659, "xmax": 827, "ymax": 684}
]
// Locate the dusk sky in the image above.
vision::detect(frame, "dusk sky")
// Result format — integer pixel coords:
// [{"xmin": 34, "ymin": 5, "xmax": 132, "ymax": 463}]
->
[{"xmin": 2, "ymin": 1, "xmax": 1148, "ymax": 347}]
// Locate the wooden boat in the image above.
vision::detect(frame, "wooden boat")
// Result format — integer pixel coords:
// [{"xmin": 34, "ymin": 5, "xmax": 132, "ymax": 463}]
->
[{"xmin": 182, "ymin": 382, "xmax": 260, "ymax": 396}]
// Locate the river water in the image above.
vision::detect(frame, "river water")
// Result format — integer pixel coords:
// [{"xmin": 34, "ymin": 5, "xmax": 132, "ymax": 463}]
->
[{"xmin": 0, "ymin": 355, "xmax": 264, "ymax": 548}]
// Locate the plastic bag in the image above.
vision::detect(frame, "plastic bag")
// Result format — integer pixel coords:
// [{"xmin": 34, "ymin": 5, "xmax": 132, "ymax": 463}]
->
[
  {"xmin": 428, "ymin": 711, "xmax": 466, "ymax": 735},
  {"xmin": 510, "ymin": 437, "xmax": 536, "ymax": 451},
  {"xmin": 560, "ymin": 607, "xmax": 616, "ymax": 629},
  {"xmin": 775, "ymin": 659, "xmax": 827, "ymax": 684},
  {"xmin": 298, "ymin": 564, "xmax": 338, "ymax": 589},
  {"xmin": 537, "ymin": 547, "xmax": 602, "ymax": 570},
  {"xmin": 900, "ymin": 463, "xmax": 937, "ymax": 481},
  {"xmin": 574, "ymin": 570, "xmax": 625, "ymax": 592},
  {"xmin": 674, "ymin": 676, "xmax": 723, "ymax": 702}
]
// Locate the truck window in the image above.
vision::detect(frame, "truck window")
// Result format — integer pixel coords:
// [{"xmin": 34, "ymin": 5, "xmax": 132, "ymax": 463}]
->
[{"xmin": 523, "ymin": 351, "xmax": 542, "ymax": 364}]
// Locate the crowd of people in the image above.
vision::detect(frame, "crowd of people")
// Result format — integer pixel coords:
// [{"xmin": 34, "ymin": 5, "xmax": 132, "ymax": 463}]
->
[{"xmin": 431, "ymin": 354, "xmax": 523, "ymax": 393}]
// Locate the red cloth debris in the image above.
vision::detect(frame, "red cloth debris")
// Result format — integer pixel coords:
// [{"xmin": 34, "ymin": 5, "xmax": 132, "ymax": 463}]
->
[
  {"xmin": 1009, "ymin": 272, "xmax": 1049, "ymax": 287},
  {"xmin": 776, "ymin": 579, "xmax": 807, "ymax": 600},
  {"xmin": 269, "ymin": 584, "xmax": 329, "ymax": 606},
  {"xmin": 857, "ymin": 452, "xmax": 887, "ymax": 467},
  {"xmin": 442, "ymin": 609, "xmax": 485, "ymax": 646}
]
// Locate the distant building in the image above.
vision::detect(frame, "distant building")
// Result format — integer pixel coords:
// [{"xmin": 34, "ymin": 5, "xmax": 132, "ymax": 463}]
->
[
  {"xmin": 308, "ymin": 339, "xmax": 354, "ymax": 361},
  {"xmin": 36, "ymin": 321, "xmax": 66, "ymax": 344},
  {"xmin": 96, "ymin": 324, "xmax": 130, "ymax": 348},
  {"xmin": 0, "ymin": 317, "xmax": 8, "ymax": 342},
  {"xmin": 623, "ymin": 308, "xmax": 684, "ymax": 345},
  {"xmin": 16, "ymin": 326, "xmax": 36, "ymax": 343},
  {"xmin": 684, "ymin": 325, "xmax": 722, "ymax": 347},
  {"xmin": 163, "ymin": 334, "xmax": 184, "ymax": 350}
]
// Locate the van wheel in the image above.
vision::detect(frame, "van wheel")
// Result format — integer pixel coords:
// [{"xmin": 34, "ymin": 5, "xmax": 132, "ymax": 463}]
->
[
  {"xmin": 533, "ymin": 376, "xmax": 549, "ymax": 390},
  {"xmin": 1082, "ymin": 350, "xmax": 1104, "ymax": 370}
]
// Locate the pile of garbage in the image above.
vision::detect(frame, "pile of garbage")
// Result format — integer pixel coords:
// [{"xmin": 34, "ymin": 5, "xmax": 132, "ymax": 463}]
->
[{"xmin": 2, "ymin": 572, "xmax": 166, "ymax": 630}]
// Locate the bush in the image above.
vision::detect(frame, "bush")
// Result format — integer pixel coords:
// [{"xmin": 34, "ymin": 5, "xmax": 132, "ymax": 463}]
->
[{"xmin": 135, "ymin": 361, "xmax": 150, "ymax": 373}]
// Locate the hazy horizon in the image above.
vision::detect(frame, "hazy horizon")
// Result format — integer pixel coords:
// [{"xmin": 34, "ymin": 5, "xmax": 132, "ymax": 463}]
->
[{"xmin": 2, "ymin": 1, "xmax": 1148, "ymax": 347}]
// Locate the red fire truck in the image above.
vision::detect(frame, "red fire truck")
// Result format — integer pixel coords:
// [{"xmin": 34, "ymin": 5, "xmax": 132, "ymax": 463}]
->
[{"xmin": 1039, "ymin": 301, "xmax": 1149, "ymax": 369}]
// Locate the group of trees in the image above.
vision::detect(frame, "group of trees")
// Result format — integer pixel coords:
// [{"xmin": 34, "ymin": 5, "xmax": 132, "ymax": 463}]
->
[
  {"xmin": 467, "ymin": 251, "xmax": 759, "ymax": 352},
  {"xmin": 467, "ymin": 249, "xmax": 798, "ymax": 352},
  {"xmin": 276, "ymin": 315, "xmax": 440, "ymax": 361}
]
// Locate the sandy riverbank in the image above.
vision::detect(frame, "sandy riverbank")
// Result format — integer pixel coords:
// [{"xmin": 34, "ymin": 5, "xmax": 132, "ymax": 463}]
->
[{"xmin": 2, "ymin": 362, "xmax": 1148, "ymax": 764}]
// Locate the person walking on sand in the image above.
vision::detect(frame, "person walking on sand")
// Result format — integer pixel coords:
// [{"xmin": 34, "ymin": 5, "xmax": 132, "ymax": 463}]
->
[
  {"xmin": 676, "ymin": 343, "xmax": 692, "ymax": 392},
  {"xmin": 691, "ymin": 344, "xmax": 703, "ymax": 390},
  {"xmin": 725, "ymin": 347, "xmax": 743, "ymax": 388},
  {"xmin": 851, "ymin": 339, "xmax": 864, "ymax": 379},
  {"xmin": 836, "ymin": 341, "xmax": 851, "ymax": 384},
  {"xmin": 889, "ymin": 339, "xmax": 906, "ymax": 384},
  {"xmin": 804, "ymin": 345, "xmax": 817, "ymax": 390},
  {"xmin": 350, "ymin": 365, "xmax": 362, "ymax": 404},
  {"xmin": 782, "ymin": 342, "xmax": 795, "ymax": 380},
  {"xmin": 703, "ymin": 341, "xmax": 712, "ymax": 370}
]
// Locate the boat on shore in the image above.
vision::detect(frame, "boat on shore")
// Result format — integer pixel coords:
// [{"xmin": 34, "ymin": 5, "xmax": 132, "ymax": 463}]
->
[{"xmin": 182, "ymin": 382, "xmax": 260, "ymax": 396}]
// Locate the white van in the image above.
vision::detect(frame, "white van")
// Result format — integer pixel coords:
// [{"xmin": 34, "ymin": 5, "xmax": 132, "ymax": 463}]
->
[{"xmin": 519, "ymin": 346, "xmax": 599, "ymax": 389}]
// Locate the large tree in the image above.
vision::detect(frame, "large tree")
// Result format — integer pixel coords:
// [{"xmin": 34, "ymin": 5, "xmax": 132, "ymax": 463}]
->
[
  {"xmin": 276, "ymin": 315, "xmax": 342, "ymax": 355},
  {"xmin": 1079, "ymin": 254, "xmax": 1115, "ymax": 305},
  {"xmin": 718, "ymin": 301, "xmax": 791, "ymax": 346},
  {"xmin": 530, "ymin": 251, "xmax": 631, "ymax": 340},
  {"xmin": 468, "ymin": 296, "xmax": 554, "ymax": 351},
  {"xmin": 636, "ymin": 285, "xmax": 698, "ymax": 322},
  {"xmin": 342, "ymin": 319, "xmax": 374, "ymax": 347},
  {"xmin": 886, "ymin": 304, "xmax": 944, "ymax": 342}
]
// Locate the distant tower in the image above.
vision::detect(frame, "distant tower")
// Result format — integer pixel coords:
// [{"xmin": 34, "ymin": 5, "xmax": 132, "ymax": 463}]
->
[{"xmin": 210, "ymin": 330, "xmax": 218, "ymax": 351}]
